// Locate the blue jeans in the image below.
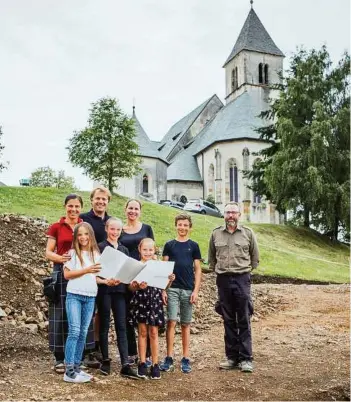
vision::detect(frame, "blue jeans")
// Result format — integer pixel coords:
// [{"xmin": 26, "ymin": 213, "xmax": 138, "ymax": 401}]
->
[{"xmin": 65, "ymin": 293, "xmax": 96, "ymax": 365}]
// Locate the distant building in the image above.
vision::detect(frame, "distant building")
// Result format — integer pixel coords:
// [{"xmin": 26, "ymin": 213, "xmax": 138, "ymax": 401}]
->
[{"xmin": 96, "ymin": 5, "xmax": 284, "ymax": 224}]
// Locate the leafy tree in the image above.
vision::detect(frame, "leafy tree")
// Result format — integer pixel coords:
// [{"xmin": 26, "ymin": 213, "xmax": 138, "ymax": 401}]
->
[
  {"xmin": 0, "ymin": 126, "xmax": 7, "ymax": 173},
  {"xmin": 245, "ymin": 46, "xmax": 350, "ymax": 239},
  {"xmin": 67, "ymin": 97, "xmax": 141, "ymax": 192},
  {"xmin": 30, "ymin": 166, "xmax": 56, "ymax": 187},
  {"xmin": 206, "ymin": 194, "xmax": 215, "ymax": 204},
  {"xmin": 30, "ymin": 166, "xmax": 76, "ymax": 189},
  {"xmin": 55, "ymin": 170, "xmax": 77, "ymax": 189}
]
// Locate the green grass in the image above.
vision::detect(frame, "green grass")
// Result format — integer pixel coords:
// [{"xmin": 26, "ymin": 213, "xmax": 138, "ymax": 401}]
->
[{"xmin": 0, "ymin": 186, "xmax": 349, "ymax": 283}]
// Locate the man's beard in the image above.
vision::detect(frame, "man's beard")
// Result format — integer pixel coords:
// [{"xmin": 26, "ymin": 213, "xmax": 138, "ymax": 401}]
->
[{"xmin": 226, "ymin": 220, "xmax": 237, "ymax": 228}]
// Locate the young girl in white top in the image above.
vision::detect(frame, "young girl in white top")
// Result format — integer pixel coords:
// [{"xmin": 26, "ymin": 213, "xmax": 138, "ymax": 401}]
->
[{"xmin": 63, "ymin": 222, "xmax": 101, "ymax": 383}]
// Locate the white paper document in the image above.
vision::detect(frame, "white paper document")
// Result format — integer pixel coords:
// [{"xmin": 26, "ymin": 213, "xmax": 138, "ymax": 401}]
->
[
  {"xmin": 98, "ymin": 247, "xmax": 146, "ymax": 284},
  {"xmin": 133, "ymin": 260, "xmax": 175, "ymax": 290}
]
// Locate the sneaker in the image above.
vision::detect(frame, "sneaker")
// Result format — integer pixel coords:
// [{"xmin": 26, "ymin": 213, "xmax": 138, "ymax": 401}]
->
[
  {"xmin": 54, "ymin": 361, "xmax": 65, "ymax": 374},
  {"xmin": 98, "ymin": 359, "xmax": 111, "ymax": 376},
  {"xmin": 160, "ymin": 356, "xmax": 174, "ymax": 372},
  {"xmin": 219, "ymin": 358, "xmax": 240, "ymax": 370},
  {"xmin": 150, "ymin": 364, "xmax": 161, "ymax": 380},
  {"xmin": 83, "ymin": 353, "xmax": 101, "ymax": 369},
  {"xmin": 120, "ymin": 364, "xmax": 141, "ymax": 380},
  {"xmin": 145, "ymin": 358, "xmax": 152, "ymax": 369},
  {"xmin": 239, "ymin": 360, "xmax": 253, "ymax": 373},
  {"xmin": 74, "ymin": 364, "xmax": 93, "ymax": 380},
  {"xmin": 180, "ymin": 357, "xmax": 192, "ymax": 374},
  {"xmin": 63, "ymin": 372, "xmax": 91, "ymax": 383},
  {"xmin": 137, "ymin": 362, "xmax": 148, "ymax": 379},
  {"xmin": 127, "ymin": 355, "xmax": 138, "ymax": 365}
]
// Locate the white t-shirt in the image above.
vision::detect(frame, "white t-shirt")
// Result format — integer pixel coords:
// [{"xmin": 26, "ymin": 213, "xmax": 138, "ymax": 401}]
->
[{"xmin": 65, "ymin": 250, "xmax": 99, "ymax": 297}]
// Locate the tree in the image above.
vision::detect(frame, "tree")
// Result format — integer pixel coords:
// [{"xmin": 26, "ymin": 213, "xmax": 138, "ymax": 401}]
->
[
  {"xmin": 0, "ymin": 126, "xmax": 7, "ymax": 173},
  {"xmin": 30, "ymin": 166, "xmax": 57, "ymax": 187},
  {"xmin": 55, "ymin": 170, "xmax": 77, "ymax": 189},
  {"xmin": 67, "ymin": 97, "xmax": 141, "ymax": 192},
  {"xmin": 246, "ymin": 46, "xmax": 350, "ymax": 239},
  {"xmin": 30, "ymin": 166, "xmax": 77, "ymax": 189}
]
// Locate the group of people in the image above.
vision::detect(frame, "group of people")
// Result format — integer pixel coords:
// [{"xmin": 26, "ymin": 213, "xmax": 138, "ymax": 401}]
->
[{"xmin": 45, "ymin": 186, "xmax": 259, "ymax": 383}]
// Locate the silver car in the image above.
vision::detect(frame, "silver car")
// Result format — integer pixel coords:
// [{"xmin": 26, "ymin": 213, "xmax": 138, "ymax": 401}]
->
[{"xmin": 184, "ymin": 199, "xmax": 223, "ymax": 217}]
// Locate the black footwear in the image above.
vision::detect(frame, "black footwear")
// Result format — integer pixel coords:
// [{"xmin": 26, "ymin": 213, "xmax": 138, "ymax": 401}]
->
[
  {"xmin": 150, "ymin": 364, "xmax": 161, "ymax": 380},
  {"xmin": 137, "ymin": 362, "xmax": 148, "ymax": 379},
  {"xmin": 83, "ymin": 353, "xmax": 101, "ymax": 369},
  {"xmin": 120, "ymin": 364, "xmax": 141, "ymax": 380},
  {"xmin": 98, "ymin": 359, "xmax": 111, "ymax": 376}
]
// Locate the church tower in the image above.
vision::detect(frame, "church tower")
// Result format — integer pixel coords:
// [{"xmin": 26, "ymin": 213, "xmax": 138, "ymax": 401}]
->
[{"xmin": 223, "ymin": 3, "xmax": 284, "ymax": 104}]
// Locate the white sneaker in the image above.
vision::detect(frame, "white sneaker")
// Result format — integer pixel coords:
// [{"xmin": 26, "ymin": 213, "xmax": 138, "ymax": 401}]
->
[
  {"xmin": 63, "ymin": 373, "xmax": 91, "ymax": 383},
  {"xmin": 78, "ymin": 370, "xmax": 93, "ymax": 380}
]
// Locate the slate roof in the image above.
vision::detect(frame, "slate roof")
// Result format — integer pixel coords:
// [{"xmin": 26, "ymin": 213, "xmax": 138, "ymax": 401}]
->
[
  {"xmin": 158, "ymin": 95, "xmax": 217, "ymax": 161},
  {"xmin": 167, "ymin": 91, "xmax": 270, "ymax": 181},
  {"xmin": 223, "ymin": 7, "xmax": 284, "ymax": 67},
  {"xmin": 132, "ymin": 110, "xmax": 168, "ymax": 163}
]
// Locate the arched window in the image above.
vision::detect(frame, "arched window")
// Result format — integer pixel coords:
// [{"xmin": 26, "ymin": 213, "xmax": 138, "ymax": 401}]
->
[
  {"xmin": 252, "ymin": 158, "xmax": 262, "ymax": 203},
  {"xmin": 264, "ymin": 64, "xmax": 269, "ymax": 84},
  {"xmin": 231, "ymin": 69, "xmax": 236, "ymax": 92},
  {"xmin": 215, "ymin": 149, "xmax": 221, "ymax": 180},
  {"xmin": 225, "ymin": 158, "xmax": 238, "ymax": 203},
  {"xmin": 258, "ymin": 63, "xmax": 263, "ymax": 84},
  {"xmin": 208, "ymin": 164, "xmax": 215, "ymax": 197},
  {"xmin": 142, "ymin": 173, "xmax": 149, "ymax": 193},
  {"xmin": 235, "ymin": 66, "xmax": 238, "ymax": 89},
  {"xmin": 242, "ymin": 148, "xmax": 250, "ymax": 200}
]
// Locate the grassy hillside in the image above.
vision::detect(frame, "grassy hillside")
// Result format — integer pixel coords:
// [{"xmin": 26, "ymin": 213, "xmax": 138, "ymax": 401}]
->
[{"xmin": 0, "ymin": 186, "xmax": 349, "ymax": 283}]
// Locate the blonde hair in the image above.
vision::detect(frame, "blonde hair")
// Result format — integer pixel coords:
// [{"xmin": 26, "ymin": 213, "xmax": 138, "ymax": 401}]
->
[
  {"xmin": 72, "ymin": 222, "xmax": 99, "ymax": 266},
  {"xmin": 138, "ymin": 238, "xmax": 156, "ymax": 253},
  {"xmin": 90, "ymin": 186, "xmax": 112, "ymax": 202},
  {"xmin": 105, "ymin": 217, "xmax": 123, "ymax": 228}
]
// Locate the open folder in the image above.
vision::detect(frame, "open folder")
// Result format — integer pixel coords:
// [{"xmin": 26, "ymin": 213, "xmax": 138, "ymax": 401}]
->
[
  {"xmin": 97, "ymin": 247, "xmax": 146, "ymax": 284},
  {"xmin": 133, "ymin": 260, "xmax": 175, "ymax": 290}
]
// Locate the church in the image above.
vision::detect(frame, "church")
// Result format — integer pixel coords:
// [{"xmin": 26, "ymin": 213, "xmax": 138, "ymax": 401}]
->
[{"xmin": 116, "ymin": 5, "xmax": 285, "ymax": 224}]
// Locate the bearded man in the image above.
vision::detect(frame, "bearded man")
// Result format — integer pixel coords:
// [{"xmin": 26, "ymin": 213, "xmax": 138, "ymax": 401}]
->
[{"xmin": 208, "ymin": 202, "xmax": 259, "ymax": 373}]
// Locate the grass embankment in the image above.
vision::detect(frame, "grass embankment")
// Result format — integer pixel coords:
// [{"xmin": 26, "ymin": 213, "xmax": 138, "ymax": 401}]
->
[{"xmin": 0, "ymin": 186, "xmax": 349, "ymax": 283}]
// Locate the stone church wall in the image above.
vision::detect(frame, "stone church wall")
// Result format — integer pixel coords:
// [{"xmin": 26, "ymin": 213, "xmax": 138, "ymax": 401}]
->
[
  {"xmin": 111, "ymin": 157, "xmax": 167, "ymax": 203},
  {"xmin": 167, "ymin": 181, "xmax": 203, "ymax": 202}
]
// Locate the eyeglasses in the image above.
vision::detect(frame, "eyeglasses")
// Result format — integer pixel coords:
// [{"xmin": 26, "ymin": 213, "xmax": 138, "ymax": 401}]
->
[{"xmin": 224, "ymin": 211, "xmax": 240, "ymax": 215}]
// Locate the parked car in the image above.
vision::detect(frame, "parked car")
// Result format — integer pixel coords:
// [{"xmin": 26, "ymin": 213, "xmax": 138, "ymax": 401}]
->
[
  {"xmin": 159, "ymin": 200, "xmax": 185, "ymax": 210},
  {"xmin": 184, "ymin": 199, "xmax": 223, "ymax": 217}
]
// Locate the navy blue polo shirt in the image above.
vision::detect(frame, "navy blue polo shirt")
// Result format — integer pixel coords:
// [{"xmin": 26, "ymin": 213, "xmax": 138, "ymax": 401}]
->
[
  {"xmin": 162, "ymin": 239, "xmax": 201, "ymax": 290},
  {"xmin": 80, "ymin": 209, "xmax": 110, "ymax": 244},
  {"xmin": 97, "ymin": 240, "xmax": 128, "ymax": 293}
]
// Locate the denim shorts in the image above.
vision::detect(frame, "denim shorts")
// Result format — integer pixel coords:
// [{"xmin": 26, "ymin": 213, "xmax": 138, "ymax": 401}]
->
[{"xmin": 166, "ymin": 288, "xmax": 193, "ymax": 324}]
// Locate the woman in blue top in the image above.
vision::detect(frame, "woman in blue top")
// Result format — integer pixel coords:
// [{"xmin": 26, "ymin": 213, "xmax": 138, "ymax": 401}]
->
[{"xmin": 119, "ymin": 199, "xmax": 154, "ymax": 365}]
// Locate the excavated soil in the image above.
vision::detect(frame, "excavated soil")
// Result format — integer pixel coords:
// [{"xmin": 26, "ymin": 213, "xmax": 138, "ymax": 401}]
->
[{"xmin": 0, "ymin": 215, "xmax": 349, "ymax": 401}]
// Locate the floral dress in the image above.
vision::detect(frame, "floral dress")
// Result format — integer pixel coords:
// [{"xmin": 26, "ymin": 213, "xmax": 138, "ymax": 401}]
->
[{"xmin": 130, "ymin": 286, "xmax": 165, "ymax": 327}]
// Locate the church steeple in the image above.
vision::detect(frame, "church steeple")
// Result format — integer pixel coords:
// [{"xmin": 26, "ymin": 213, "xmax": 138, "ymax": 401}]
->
[
  {"xmin": 223, "ymin": 7, "xmax": 284, "ymax": 68},
  {"xmin": 223, "ymin": 6, "xmax": 284, "ymax": 104}
]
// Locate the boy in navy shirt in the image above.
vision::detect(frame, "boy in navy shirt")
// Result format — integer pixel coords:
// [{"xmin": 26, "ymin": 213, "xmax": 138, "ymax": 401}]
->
[{"xmin": 160, "ymin": 213, "xmax": 202, "ymax": 374}]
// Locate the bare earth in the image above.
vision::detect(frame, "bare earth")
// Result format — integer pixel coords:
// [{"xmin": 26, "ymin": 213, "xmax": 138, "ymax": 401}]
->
[{"xmin": 0, "ymin": 283, "xmax": 349, "ymax": 401}]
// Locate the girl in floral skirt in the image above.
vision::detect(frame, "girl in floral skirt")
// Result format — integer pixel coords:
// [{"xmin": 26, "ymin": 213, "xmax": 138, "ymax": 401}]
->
[{"xmin": 129, "ymin": 238, "xmax": 175, "ymax": 380}]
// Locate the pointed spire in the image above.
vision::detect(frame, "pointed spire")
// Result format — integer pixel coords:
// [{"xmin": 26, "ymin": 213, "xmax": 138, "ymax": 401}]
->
[
  {"xmin": 223, "ymin": 7, "xmax": 284, "ymax": 67},
  {"xmin": 250, "ymin": 0, "xmax": 253, "ymax": 8}
]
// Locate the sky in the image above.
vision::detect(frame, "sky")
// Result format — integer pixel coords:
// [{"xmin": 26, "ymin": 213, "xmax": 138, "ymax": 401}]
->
[{"xmin": 0, "ymin": 0, "xmax": 349, "ymax": 190}]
